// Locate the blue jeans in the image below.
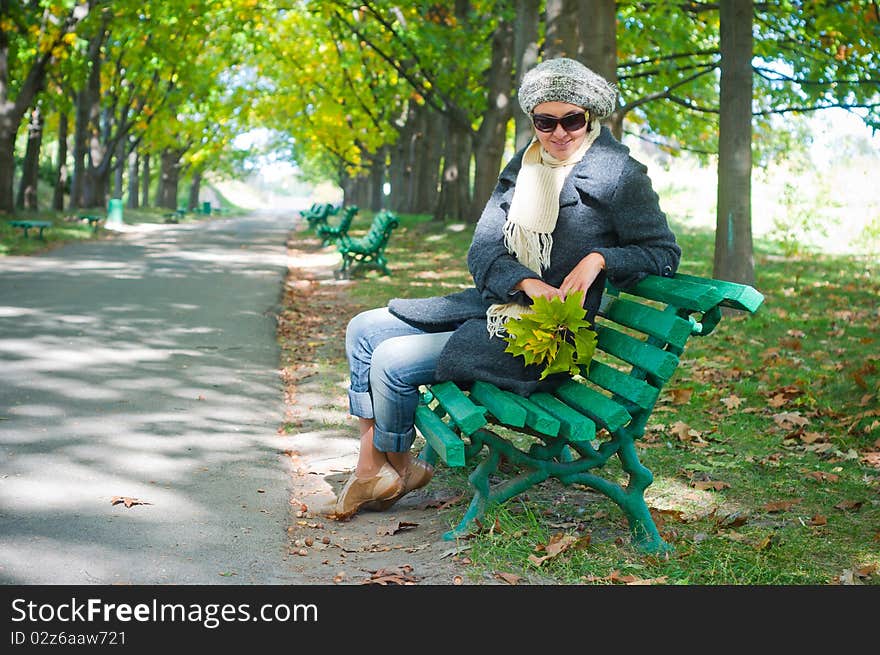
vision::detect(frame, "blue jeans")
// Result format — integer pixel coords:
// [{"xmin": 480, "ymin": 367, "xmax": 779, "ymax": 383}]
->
[{"xmin": 345, "ymin": 307, "xmax": 453, "ymax": 453}]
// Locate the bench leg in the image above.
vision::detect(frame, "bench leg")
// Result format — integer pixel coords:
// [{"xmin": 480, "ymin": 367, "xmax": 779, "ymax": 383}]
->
[
  {"xmin": 442, "ymin": 427, "xmax": 673, "ymax": 554},
  {"xmin": 443, "ymin": 430, "xmax": 550, "ymax": 541}
]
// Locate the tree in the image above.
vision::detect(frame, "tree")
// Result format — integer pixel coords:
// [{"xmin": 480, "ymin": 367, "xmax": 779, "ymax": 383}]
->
[
  {"xmin": 715, "ymin": 0, "xmax": 755, "ymax": 286},
  {"xmin": 0, "ymin": 0, "xmax": 91, "ymax": 213}
]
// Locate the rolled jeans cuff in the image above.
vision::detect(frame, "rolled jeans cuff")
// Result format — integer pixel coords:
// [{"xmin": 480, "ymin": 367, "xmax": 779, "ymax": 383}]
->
[
  {"xmin": 372, "ymin": 424, "xmax": 416, "ymax": 453},
  {"xmin": 348, "ymin": 389, "xmax": 374, "ymax": 419}
]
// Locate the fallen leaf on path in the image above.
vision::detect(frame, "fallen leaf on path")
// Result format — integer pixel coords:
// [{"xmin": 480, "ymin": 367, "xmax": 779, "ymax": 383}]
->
[
  {"xmin": 376, "ymin": 520, "xmax": 419, "ymax": 536},
  {"xmin": 494, "ymin": 571, "xmax": 523, "ymax": 585},
  {"xmin": 110, "ymin": 496, "xmax": 151, "ymax": 508},
  {"xmin": 416, "ymin": 492, "xmax": 464, "ymax": 510},
  {"xmin": 363, "ymin": 565, "xmax": 418, "ymax": 585}
]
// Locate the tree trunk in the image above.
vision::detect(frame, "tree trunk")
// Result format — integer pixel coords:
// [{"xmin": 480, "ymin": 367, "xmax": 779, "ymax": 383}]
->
[
  {"xmin": 544, "ymin": 0, "xmax": 580, "ymax": 58},
  {"xmin": 513, "ymin": 0, "xmax": 541, "ymax": 151},
  {"xmin": 70, "ymin": 87, "xmax": 88, "ymax": 209},
  {"xmin": 578, "ymin": 0, "xmax": 621, "ymax": 139},
  {"xmin": 127, "ymin": 148, "xmax": 139, "ymax": 209},
  {"xmin": 141, "ymin": 152, "xmax": 150, "ymax": 207},
  {"xmin": 75, "ymin": 22, "xmax": 109, "ymax": 209},
  {"xmin": 414, "ymin": 105, "xmax": 441, "ymax": 214},
  {"xmin": 188, "ymin": 169, "xmax": 202, "ymax": 210},
  {"xmin": 53, "ymin": 111, "xmax": 68, "ymax": 211},
  {"xmin": 714, "ymin": 0, "xmax": 755, "ymax": 286},
  {"xmin": 472, "ymin": 16, "xmax": 514, "ymax": 219},
  {"xmin": 158, "ymin": 148, "xmax": 182, "ymax": 209},
  {"xmin": 434, "ymin": 113, "xmax": 472, "ymax": 222},
  {"xmin": 388, "ymin": 106, "xmax": 412, "ymax": 213},
  {"xmin": 16, "ymin": 105, "xmax": 43, "ymax": 210},
  {"xmin": 368, "ymin": 148, "xmax": 386, "ymax": 212},
  {"xmin": 112, "ymin": 136, "xmax": 124, "ymax": 200}
]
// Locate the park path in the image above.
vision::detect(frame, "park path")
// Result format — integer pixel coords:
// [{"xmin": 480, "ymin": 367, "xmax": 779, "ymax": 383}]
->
[{"xmin": 0, "ymin": 212, "xmax": 304, "ymax": 584}]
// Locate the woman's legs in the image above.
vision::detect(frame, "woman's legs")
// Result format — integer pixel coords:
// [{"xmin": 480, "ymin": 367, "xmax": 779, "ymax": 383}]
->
[{"xmin": 337, "ymin": 308, "xmax": 452, "ymax": 516}]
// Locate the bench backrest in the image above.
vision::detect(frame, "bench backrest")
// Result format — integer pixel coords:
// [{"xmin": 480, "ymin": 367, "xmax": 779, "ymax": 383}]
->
[
  {"xmin": 318, "ymin": 205, "xmax": 358, "ymax": 235},
  {"xmin": 361, "ymin": 211, "xmax": 399, "ymax": 247},
  {"xmin": 563, "ymin": 274, "xmax": 764, "ymax": 437}
]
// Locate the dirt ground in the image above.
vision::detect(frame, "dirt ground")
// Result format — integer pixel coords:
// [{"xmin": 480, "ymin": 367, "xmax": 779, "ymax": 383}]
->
[{"xmin": 277, "ymin": 231, "xmax": 512, "ymax": 586}]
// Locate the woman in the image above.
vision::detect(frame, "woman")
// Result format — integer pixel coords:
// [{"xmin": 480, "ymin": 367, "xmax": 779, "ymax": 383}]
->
[{"xmin": 330, "ymin": 57, "xmax": 681, "ymax": 520}]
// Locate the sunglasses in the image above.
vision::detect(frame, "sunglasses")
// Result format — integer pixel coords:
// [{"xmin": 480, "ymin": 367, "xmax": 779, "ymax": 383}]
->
[{"xmin": 531, "ymin": 111, "xmax": 589, "ymax": 133}]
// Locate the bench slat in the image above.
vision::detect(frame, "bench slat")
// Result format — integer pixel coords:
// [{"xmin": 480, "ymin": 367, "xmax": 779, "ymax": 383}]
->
[
  {"xmin": 625, "ymin": 275, "xmax": 725, "ymax": 312},
  {"xmin": 468, "ymin": 380, "xmax": 526, "ymax": 427},
  {"xmin": 601, "ymin": 296, "xmax": 692, "ymax": 349},
  {"xmin": 528, "ymin": 392, "xmax": 596, "ymax": 441},
  {"xmin": 429, "ymin": 381, "xmax": 486, "ymax": 436},
  {"xmin": 596, "ymin": 326, "xmax": 680, "ymax": 383},
  {"xmin": 414, "ymin": 406, "xmax": 465, "ymax": 467},
  {"xmin": 554, "ymin": 380, "xmax": 631, "ymax": 433},
  {"xmin": 672, "ymin": 273, "xmax": 766, "ymax": 312},
  {"xmin": 503, "ymin": 391, "xmax": 561, "ymax": 437},
  {"xmin": 585, "ymin": 359, "xmax": 659, "ymax": 410}
]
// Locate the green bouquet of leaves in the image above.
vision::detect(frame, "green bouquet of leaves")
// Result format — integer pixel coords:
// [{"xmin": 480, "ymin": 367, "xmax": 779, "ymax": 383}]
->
[{"xmin": 501, "ymin": 290, "xmax": 598, "ymax": 380}]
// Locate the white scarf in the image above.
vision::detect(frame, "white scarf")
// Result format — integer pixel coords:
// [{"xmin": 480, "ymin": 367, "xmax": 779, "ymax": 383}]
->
[{"xmin": 486, "ymin": 118, "xmax": 601, "ymax": 337}]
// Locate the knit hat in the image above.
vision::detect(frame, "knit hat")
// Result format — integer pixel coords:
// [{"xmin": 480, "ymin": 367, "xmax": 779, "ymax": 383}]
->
[{"xmin": 518, "ymin": 57, "xmax": 617, "ymax": 119}]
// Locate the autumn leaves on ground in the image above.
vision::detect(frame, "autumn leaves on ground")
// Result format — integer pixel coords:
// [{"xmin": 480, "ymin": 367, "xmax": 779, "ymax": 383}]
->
[{"xmin": 278, "ymin": 212, "xmax": 879, "ymax": 586}]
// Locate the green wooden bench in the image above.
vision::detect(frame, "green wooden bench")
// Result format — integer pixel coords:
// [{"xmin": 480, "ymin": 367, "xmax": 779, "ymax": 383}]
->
[
  {"xmin": 316, "ymin": 205, "xmax": 358, "ymax": 245},
  {"xmin": 7, "ymin": 220, "xmax": 52, "ymax": 239},
  {"xmin": 301, "ymin": 202, "xmax": 338, "ymax": 229},
  {"xmin": 337, "ymin": 210, "xmax": 399, "ymax": 276},
  {"xmin": 414, "ymin": 272, "xmax": 765, "ymax": 554},
  {"xmin": 78, "ymin": 214, "xmax": 104, "ymax": 233}
]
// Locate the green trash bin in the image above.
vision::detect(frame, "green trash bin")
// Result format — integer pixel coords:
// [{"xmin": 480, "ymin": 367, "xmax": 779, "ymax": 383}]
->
[
  {"xmin": 202, "ymin": 201, "xmax": 211, "ymax": 216},
  {"xmin": 107, "ymin": 198, "xmax": 123, "ymax": 225}
]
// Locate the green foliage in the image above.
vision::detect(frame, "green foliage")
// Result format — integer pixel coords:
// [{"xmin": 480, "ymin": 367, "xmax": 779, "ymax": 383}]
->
[{"xmin": 501, "ymin": 292, "xmax": 597, "ymax": 380}]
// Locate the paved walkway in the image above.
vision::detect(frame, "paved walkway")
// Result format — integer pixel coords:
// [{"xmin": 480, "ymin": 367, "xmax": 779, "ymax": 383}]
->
[{"xmin": 0, "ymin": 213, "xmax": 303, "ymax": 584}]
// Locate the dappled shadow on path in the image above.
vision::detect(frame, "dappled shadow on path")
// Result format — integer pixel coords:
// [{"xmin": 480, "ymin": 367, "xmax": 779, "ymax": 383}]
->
[{"xmin": 0, "ymin": 215, "xmax": 302, "ymax": 584}]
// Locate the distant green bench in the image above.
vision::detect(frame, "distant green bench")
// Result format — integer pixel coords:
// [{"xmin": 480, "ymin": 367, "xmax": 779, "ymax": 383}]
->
[
  {"xmin": 163, "ymin": 208, "xmax": 186, "ymax": 223},
  {"xmin": 301, "ymin": 203, "xmax": 338, "ymax": 230},
  {"xmin": 337, "ymin": 210, "xmax": 399, "ymax": 276},
  {"xmin": 415, "ymin": 273, "xmax": 764, "ymax": 553},
  {"xmin": 8, "ymin": 220, "xmax": 52, "ymax": 239},
  {"xmin": 316, "ymin": 205, "xmax": 358, "ymax": 245},
  {"xmin": 78, "ymin": 214, "xmax": 104, "ymax": 233}
]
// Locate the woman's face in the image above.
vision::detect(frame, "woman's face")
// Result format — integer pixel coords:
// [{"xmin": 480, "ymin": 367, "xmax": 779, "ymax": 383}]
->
[{"xmin": 531, "ymin": 101, "xmax": 589, "ymax": 160}]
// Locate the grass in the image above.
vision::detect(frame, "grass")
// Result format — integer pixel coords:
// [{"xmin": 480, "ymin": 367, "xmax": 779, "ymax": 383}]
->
[{"xmin": 288, "ymin": 208, "xmax": 880, "ymax": 586}]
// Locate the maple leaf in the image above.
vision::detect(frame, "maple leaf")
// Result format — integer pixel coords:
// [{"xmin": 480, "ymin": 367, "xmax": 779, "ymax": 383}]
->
[
  {"xmin": 720, "ymin": 395, "xmax": 744, "ymax": 410},
  {"xmin": 502, "ymin": 291, "xmax": 597, "ymax": 380}
]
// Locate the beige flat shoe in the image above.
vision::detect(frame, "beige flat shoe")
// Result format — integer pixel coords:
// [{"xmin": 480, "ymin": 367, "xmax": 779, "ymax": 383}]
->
[
  {"xmin": 330, "ymin": 462, "xmax": 404, "ymax": 520},
  {"xmin": 364, "ymin": 459, "xmax": 434, "ymax": 512}
]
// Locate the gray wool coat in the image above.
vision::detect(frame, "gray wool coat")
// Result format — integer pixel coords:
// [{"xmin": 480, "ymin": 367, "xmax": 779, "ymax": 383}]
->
[{"xmin": 388, "ymin": 126, "xmax": 681, "ymax": 396}]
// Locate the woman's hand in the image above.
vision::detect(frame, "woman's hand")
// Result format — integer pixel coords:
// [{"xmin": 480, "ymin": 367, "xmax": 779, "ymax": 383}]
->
[
  {"xmin": 560, "ymin": 252, "xmax": 606, "ymax": 302},
  {"xmin": 515, "ymin": 277, "xmax": 566, "ymax": 301}
]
